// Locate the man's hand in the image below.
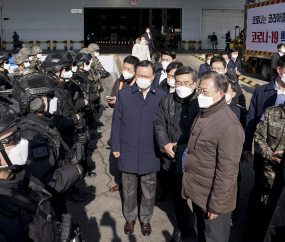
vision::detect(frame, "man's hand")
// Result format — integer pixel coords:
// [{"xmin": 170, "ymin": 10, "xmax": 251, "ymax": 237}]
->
[
  {"xmin": 208, "ymin": 212, "xmax": 218, "ymax": 220},
  {"xmin": 106, "ymin": 96, "xmax": 116, "ymax": 106},
  {"xmin": 113, "ymin": 152, "xmax": 120, "ymax": 158},
  {"xmin": 236, "ymin": 71, "xmax": 241, "ymax": 76},
  {"xmin": 84, "ymin": 99, "xmax": 88, "ymax": 106},
  {"xmin": 242, "ymin": 151, "xmax": 252, "ymax": 163},
  {"xmin": 163, "ymin": 143, "xmax": 177, "ymax": 159},
  {"xmin": 272, "ymin": 151, "xmax": 284, "ymax": 164}
]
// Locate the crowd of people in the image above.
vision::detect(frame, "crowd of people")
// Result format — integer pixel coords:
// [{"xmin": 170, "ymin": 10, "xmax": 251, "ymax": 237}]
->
[
  {"xmin": 1, "ymin": 35, "xmax": 285, "ymax": 242},
  {"xmin": 107, "ymin": 45, "xmax": 285, "ymax": 242},
  {"xmin": 0, "ymin": 43, "xmax": 110, "ymax": 241}
]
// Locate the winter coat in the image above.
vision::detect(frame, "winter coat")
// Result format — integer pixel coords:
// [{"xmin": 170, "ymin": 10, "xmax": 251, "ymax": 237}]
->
[
  {"xmin": 153, "ymin": 67, "xmax": 164, "ymax": 87},
  {"xmin": 182, "ymin": 98, "xmax": 245, "ymax": 215},
  {"xmin": 132, "ymin": 38, "xmax": 151, "ymax": 61},
  {"xmin": 228, "ymin": 58, "xmax": 242, "ymax": 73},
  {"xmin": 154, "ymin": 91, "xmax": 199, "ymax": 173},
  {"xmin": 270, "ymin": 52, "xmax": 282, "ymax": 78},
  {"xmin": 211, "ymin": 35, "xmax": 217, "ymax": 42},
  {"xmin": 198, "ymin": 63, "xmax": 211, "ymax": 77},
  {"xmin": 228, "ymin": 99, "xmax": 247, "ymax": 128},
  {"xmin": 111, "ymin": 82, "xmax": 166, "ymax": 175},
  {"xmin": 143, "ymin": 32, "xmax": 155, "ymax": 50}
]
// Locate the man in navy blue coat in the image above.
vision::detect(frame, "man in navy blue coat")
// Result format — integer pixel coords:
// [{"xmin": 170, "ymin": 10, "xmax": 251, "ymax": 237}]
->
[
  {"xmin": 198, "ymin": 52, "xmax": 213, "ymax": 78},
  {"xmin": 228, "ymin": 48, "xmax": 242, "ymax": 76},
  {"xmin": 111, "ymin": 60, "xmax": 166, "ymax": 236}
]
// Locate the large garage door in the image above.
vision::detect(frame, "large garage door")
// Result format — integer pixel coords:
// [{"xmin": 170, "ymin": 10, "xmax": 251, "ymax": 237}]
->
[{"xmin": 201, "ymin": 9, "xmax": 244, "ymax": 50}]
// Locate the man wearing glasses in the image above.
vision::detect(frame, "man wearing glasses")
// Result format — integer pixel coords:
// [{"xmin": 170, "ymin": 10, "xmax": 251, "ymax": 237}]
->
[
  {"xmin": 182, "ymin": 71, "xmax": 244, "ymax": 242},
  {"xmin": 154, "ymin": 66, "xmax": 199, "ymax": 242}
]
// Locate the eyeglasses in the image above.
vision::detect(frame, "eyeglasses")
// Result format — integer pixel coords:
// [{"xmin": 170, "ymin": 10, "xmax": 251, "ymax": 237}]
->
[
  {"xmin": 197, "ymin": 88, "xmax": 218, "ymax": 96},
  {"xmin": 0, "ymin": 129, "xmax": 21, "ymax": 144},
  {"xmin": 211, "ymin": 67, "xmax": 225, "ymax": 72},
  {"xmin": 175, "ymin": 82, "xmax": 194, "ymax": 88}
]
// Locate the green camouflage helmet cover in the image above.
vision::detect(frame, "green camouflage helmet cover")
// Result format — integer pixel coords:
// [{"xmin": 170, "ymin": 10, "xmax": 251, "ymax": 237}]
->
[
  {"xmin": 13, "ymin": 53, "xmax": 29, "ymax": 65},
  {"xmin": 79, "ymin": 48, "xmax": 91, "ymax": 54},
  {"xmin": 31, "ymin": 46, "xmax": 43, "ymax": 55},
  {"xmin": 88, "ymin": 43, "xmax": 100, "ymax": 52},
  {"xmin": 19, "ymin": 48, "xmax": 32, "ymax": 56}
]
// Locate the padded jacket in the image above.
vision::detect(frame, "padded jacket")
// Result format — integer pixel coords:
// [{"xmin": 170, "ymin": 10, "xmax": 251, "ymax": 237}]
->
[{"xmin": 182, "ymin": 98, "xmax": 245, "ymax": 215}]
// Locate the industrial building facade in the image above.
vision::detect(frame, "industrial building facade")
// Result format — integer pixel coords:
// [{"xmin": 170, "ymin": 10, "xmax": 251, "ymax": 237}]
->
[{"xmin": 0, "ymin": 0, "xmax": 246, "ymax": 49}]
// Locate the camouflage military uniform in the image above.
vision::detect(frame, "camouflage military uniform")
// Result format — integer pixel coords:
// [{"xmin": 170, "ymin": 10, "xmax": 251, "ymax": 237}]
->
[
  {"xmin": 12, "ymin": 53, "xmax": 35, "ymax": 78},
  {"xmin": 30, "ymin": 46, "xmax": 44, "ymax": 73},
  {"xmin": 254, "ymin": 104, "xmax": 285, "ymax": 204}
]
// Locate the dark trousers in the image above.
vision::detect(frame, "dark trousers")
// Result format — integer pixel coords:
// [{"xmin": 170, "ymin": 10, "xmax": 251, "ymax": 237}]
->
[
  {"xmin": 169, "ymin": 172, "xmax": 189, "ymax": 234},
  {"xmin": 225, "ymin": 43, "xmax": 230, "ymax": 52},
  {"xmin": 159, "ymin": 164, "xmax": 168, "ymax": 196},
  {"xmin": 122, "ymin": 172, "xmax": 156, "ymax": 223},
  {"xmin": 193, "ymin": 203, "xmax": 231, "ymax": 242}
]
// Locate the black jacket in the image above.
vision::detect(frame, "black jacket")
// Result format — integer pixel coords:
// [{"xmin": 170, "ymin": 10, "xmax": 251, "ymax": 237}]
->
[
  {"xmin": 154, "ymin": 91, "xmax": 199, "ymax": 173},
  {"xmin": 225, "ymin": 72, "xmax": 246, "ymax": 107},
  {"xmin": 228, "ymin": 100, "xmax": 247, "ymax": 128},
  {"xmin": 211, "ymin": 35, "xmax": 217, "ymax": 42},
  {"xmin": 143, "ymin": 32, "xmax": 154, "ymax": 50},
  {"xmin": 270, "ymin": 52, "xmax": 282, "ymax": 78}
]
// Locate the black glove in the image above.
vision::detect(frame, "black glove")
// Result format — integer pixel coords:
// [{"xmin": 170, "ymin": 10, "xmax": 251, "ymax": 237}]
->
[
  {"xmin": 77, "ymin": 128, "xmax": 90, "ymax": 145},
  {"xmin": 75, "ymin": 114, "xmax": 86, "ymax": 130}
]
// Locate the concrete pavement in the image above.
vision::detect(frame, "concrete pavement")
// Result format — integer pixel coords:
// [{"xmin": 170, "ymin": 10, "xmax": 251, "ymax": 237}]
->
[{"xmin": 67, "ymin": 55, "xmax": 257, "ymax": 242}]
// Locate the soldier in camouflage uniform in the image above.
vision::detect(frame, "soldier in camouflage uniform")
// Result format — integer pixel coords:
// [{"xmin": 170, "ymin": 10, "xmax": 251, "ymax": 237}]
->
[
  {"xmin": 18, "ymin": 48, "xmax": 39, "ymax": 73},
  {"xmin": 12, "ymin": 53, "xmax": 34, "ymax": 78},
  {"xmin": 80, "ymin": 47, "xmax": 103, "ymax": 126},
  {"xmin": 254, "ymin": 105, "xmax": 285, "ymax": 204},
  {"xmin": 30, "ymin": 46, "xmax": 44, "ymax": 72}
]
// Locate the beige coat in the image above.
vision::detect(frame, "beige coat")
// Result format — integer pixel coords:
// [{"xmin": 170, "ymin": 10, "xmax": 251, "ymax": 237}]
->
[{"xmin": 132, "ymin": 38, "xmax": 151, "ymax": 61}]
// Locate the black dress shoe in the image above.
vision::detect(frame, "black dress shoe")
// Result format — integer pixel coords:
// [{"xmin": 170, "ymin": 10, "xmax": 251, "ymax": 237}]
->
[
  {"xmin": 73, "ymin": 186, "xmax": 88, "ymax": 196},
  {"xmin": 124, "ymin": 220, "xmax": 136, "ymax": 235},
  {"xmin": 140, "ymin": 222, "xmax": 151, "ymax": 236},
  {"xmin": 158, "ymin": 192, "xmax": 168, "ymax": 202},
  {"xmin": 68, "ymin": 193, "xmax": 86, "ymax": 203},
  {"xmin": 170, "ymin": 230, "xmax": 182, "ymax": 242}
]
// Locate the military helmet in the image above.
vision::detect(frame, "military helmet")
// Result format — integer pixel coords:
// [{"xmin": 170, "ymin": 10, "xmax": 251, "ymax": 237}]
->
[
  {"xmin": 88, "ymin": 43, "xmax": 100, "ymax": 52},
  {"xmin": 0, "ymin": 52, "xmax": 12, "ymax": 65},
  {"xmin": 19, "ymin": 48, "xmax": 32, "ymax": 56},
  {"xmin": 13, "ymin": 53, "xmax": 29, "ymax": 65},
  {"xmin": 31, "ymin": 46, "xmax": 43, "ymax": 55},
  {"xmin": 79, "ymin": 48, "xmax": 91, "ymax": 54},
  {"xmin": 74, "ymin": 53, "xmax": 92, "ymax": 67},
  {"xmin": 42, "ymin": 52, "xmax": 73, "ymax": 73},
  {"xmin": 12, "ymin": 73, "xmax": 58, "ymax": 114},
  {"xmin": 0, "ymin": 109, "xmax": 22, "ymax": 171}
]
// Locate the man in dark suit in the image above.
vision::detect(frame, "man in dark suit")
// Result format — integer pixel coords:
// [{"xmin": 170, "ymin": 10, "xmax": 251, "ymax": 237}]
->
[
  {"xmin": 270, "ymin": 43, "xmax": 285, "ymax": 78},
  {"xmin": 143, "ymin": 27, "xmax": 155, "ymax": 59}
]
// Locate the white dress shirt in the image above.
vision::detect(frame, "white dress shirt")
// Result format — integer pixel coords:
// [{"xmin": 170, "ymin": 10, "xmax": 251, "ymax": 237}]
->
[
  {"xmin": 159, "ymin": 70, "xmax": 167, "ymax": 84},
  {"xmin": 169, "ymin": 87, "xmax": 175, "ymax": 93},
  {"xmin": 139, "ymin": 87, "xmax": 150, "ymax": 100},
  {"xmin": 274, "ymin": 80, "xmax": 285, "ymax": 105}
]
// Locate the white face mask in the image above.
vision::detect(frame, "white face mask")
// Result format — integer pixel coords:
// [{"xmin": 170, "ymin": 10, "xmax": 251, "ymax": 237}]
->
[
  {"xmin": 216, "ymin": 71, "xmax": 224, "ymax": 75},
  {"xmin": 141, "ymin": 40, "xmax": 145, "ymax": 44},
  {"xmin": 161, "ymin": 61, "xmax": 170, "ymax": 70},
  {"xmin": 83, "ymin": 65, "xmax": 91, "ymax": 71},
  {"xmin": 24, "ymin": 62, "xmax": 30, "ymax": 68},
  {"xmin": 62, "ymin": 70, "xmax": 73, "ymax": 80},
  {"xmin": 3, "ymin": 63, "xmax": 10, "ymax": 71},
  {"xmin": 7, "ymin": 138, "xmax": 29, "ymax": 166},
  {"xmin": 279, "ymin": 70, "xmax": 285, "ymax": 84},
  {"xmin": 48, "ymin": 97, "xmax": 58, "ymax": 114},
  {"xmin": 29, "ymin": 56, "xmax": 33, "ymax": 61},
  {"xmin": 176, "ymin": 86, "xmax": 194, "ymax": 98},
  {"xmin": 136, "ymin": 78, "xmax": 152, "ymax": 89},
  {"xmin": 95, "ymin": 52, "xmax": 99, "ymax": 57},
  {"xmin": 232, "ymin": 54, "xmax": 238, "ymax": 59},
  {"xmin": 198, "ymin": 92, "xmax": 219, "ymax": 108},
  {"xmin": 207, "ymin": 60, "xmax": 211, "ymax": 65},
  {"xmin": 167, "ymin": 78, "xmax": 176, "ymax": 87},
  {"xmin": 122, "ymin": 71, "xmax": 134, "ymax": 80},
  {"xmin": 146, "ymin": 30, "xmax": 150, "ymax": 33},
  {"xmin": 225, "ymin": 93, "xmax": 232, "ymax": 102},
  {"xmin": 72, "ymin": 66, "xmax": 78, "ymax": 73},
  {"xmin": 37, "ymin": 54, "xmax": 42, "ymax": 59},
  {"xmin": 281, "ymin": 49, "xmax": 285, "ymax": 53}
]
